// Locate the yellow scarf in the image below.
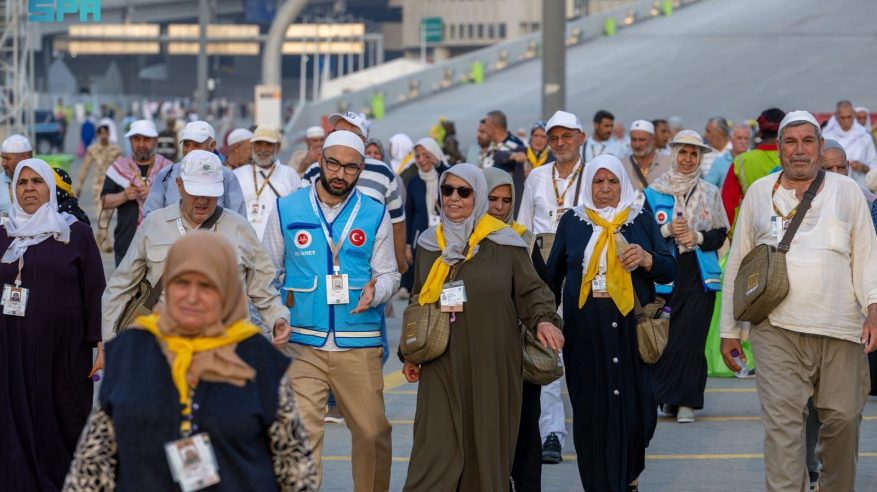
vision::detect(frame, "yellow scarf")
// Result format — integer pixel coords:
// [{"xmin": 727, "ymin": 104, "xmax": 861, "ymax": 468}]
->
[
  {"xmin": 511, "ymin": 222, "xmax": 527, "ymax": 236},
  {"xmin": 527, "ymin": 147, "xmax": 550, "ymax": 168},
  {"xmin": 135, "ymin": 314, "xmax": 260, "ymax": 423},
  {"xmin": 396, "ymin": 152, "xmax": 414, "ymax": 175},
  {"xmin": 578, "ymin": 208, "xmax": 634, "ymax": 315},
  {"xmin": 419, "ymin": 214, "xmax": 508, "ymax": 305},
  {"xmin": 53, "ymin": 170, "xmax": 74, "ymax": 196}
]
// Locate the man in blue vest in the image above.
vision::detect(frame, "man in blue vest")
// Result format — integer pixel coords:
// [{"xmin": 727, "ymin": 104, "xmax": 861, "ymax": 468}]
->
[{"xmin": 262, "ymin": 130, "xmax": 399, "ymax": 491}]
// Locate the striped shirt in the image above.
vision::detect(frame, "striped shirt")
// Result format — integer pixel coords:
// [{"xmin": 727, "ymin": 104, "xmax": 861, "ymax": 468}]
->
[{"xmin": 300, "ymin": 158, "xmax": 406, "ymax": 223}]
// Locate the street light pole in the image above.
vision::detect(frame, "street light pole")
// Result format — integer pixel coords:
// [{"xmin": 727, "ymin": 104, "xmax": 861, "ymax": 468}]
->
[
  {"xmin": 196, "ymin": 0, "xmax": 209, "ymax": 117},
  {"xmin": 541, "ymin": 0, "xmax": 566, "ymax": 116}
]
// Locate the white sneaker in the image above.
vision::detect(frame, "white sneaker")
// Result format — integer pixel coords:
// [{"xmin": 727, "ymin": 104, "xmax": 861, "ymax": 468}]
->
[
  {"xmin": 676, "ymin": 406, "xmax": 695, "ymax": 423},
  {"xmin": 658, "ymin": 404, "xmax": 677, "ymax": 418},
  {"xmin": 324, "ymin": 406, "xmax": 345, "ymax": 424}
]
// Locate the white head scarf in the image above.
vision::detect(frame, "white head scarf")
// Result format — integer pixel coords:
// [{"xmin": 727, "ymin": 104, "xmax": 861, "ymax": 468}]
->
[
  {"xmin": 418, "ymin": 163, "xmax": 525, "ymax": 264},
  {"xmin": 855, "ymin": 106, "xmax": 872, "ymax": 132},
  {"xmin": 414, "ymin": 138, "xmax": 446, "ymax": 219},
  {"xmin": 389, "ymin": 133, "xmax": 414, "ymax": 172},
  {"xmin": 2, "ymin": 159, "xmax": 74, "ymax": 263},
  {"xmin": 573, "ymin": 154, "xmax": 641, "ymax": 275}
]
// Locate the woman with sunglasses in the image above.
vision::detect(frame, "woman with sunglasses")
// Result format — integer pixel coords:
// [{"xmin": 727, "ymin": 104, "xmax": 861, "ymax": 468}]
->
[
  {"xmin": 546, "ymin": 155, "xmax": 676, "ymax": 491},
  {"xmin": 400, "ymin": 163, "xmax": 564, "ymax": 491}
]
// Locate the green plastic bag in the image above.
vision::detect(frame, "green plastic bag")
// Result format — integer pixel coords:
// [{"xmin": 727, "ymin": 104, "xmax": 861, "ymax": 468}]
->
[{"xmin": 705, "ymin": 254, "xmax": 756, "ymax": 377}]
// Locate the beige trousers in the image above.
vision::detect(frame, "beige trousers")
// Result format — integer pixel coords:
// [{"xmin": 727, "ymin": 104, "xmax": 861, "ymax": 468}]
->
[
  {"xmin": 285, "ymin": 344, "xmax": 391, "ymax": 492},
  {"xmin": 750, "ymin": 322, "xmax": 869, "ymax": 492}
]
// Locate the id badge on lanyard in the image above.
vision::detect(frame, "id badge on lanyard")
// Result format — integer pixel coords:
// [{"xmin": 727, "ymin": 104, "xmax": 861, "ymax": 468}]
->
[
  {"xmin": 440, "ymin": 280, "xmax": 467, "ymax": 312},
  {"xmin": 248, "ymin": 200, "xmax": 264, "ymax": 223},
  {"xmin": 312, "ymin": 190, "xmax": 361, "ymax": 305},
  {"xmin": 2, "ymin": 257, "xmax": 28, "ymax": 317},
  {"xmin": 771, "ymin": 215, "xmax": 789, "ymax": 243},
  {"xmin": 592, "ymin": 255, "xmax": 610, "ymax": 298},
  {"xmin": 164, "ymin": 433, "xmax": 221, "ymax": 491}
]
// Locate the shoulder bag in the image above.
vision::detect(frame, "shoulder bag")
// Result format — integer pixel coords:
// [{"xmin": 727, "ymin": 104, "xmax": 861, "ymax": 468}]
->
[
  {"xmin": 634, "ymin": 294, "xmax": 669, "ymax": 364},
  {"xmin": 399, "ymin": 256, "xmax": 464, "ymax": 365},
  {"xmin": 521, "ymin": 322, "xmax": 564, "ymax": 385},
  {"xmin": 114, "ymin": 207, "xmax": 224, "ymax": 333},
  {"xmin": 733, "ymin": 171, "xmax": 824, "ymax": 324}
]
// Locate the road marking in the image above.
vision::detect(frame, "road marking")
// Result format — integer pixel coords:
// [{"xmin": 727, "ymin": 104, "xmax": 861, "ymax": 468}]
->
[
  {"xmin": 385, "ymin": 416, "xmax": 877, "ymax": 425},
  {"xmin": 385, "ymin": 387, "xmax": 760, "ymax": 395},
  {"xmin": 383, "ymin": 370, "xmax": 408, "ymax": 393},
  {"xmin": 322, "ymin": 452, "xmax": 877, "ymax": 463}
]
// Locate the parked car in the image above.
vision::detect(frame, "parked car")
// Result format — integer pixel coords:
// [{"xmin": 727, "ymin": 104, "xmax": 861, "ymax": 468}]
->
[{"xmin": 34, "ymin": 110, "xmax": 65, "ymax": 154}]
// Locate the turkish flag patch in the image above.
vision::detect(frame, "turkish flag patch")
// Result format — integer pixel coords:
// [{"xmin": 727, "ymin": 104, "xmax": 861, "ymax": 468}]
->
[{"xmin": 348, "ymin": 228, "xmax": 366, "ymax": 247}]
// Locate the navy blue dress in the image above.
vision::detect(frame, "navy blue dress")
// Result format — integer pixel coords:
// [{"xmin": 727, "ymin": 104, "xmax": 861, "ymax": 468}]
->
[
  {"xmin": 547, "ymin": 209, "xmax": 676, "ymax": 492},
  {"xmin": 100, "ymin": 329, "xmax": 291, "ymax": 491},
  {"xmin": 402, "ymin": 164, "xmax": 447, "ymax": 291},
  {"xmin": 0, "ymin": 222, "xmax": 105, "ymax": 491}
]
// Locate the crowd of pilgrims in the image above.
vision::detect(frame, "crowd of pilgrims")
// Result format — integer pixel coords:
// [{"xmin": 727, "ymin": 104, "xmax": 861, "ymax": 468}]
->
[{"xmin": 1, "ymin": 98, "xmax": 876, "ymax": 492}]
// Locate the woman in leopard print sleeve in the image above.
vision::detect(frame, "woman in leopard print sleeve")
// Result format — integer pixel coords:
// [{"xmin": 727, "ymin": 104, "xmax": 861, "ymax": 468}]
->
[{"xmin": 63, "ymin": 232, "xmax": 316, "ymax": 491}]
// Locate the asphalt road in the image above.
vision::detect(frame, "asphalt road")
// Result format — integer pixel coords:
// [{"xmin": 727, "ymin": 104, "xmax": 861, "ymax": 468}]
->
[{"xmin": 367, "ymin": 0, "xmax": 877, "ymax": 151}]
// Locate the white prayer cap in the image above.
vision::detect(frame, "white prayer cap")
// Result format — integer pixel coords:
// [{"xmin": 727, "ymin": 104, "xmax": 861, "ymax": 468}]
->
[
  {"xmin": 180, "ymin": 149, "xmax": 224, "ymax": 197},
  {"xmin": 778, "ymin": 110, "xmax": 820, "ymax": 135},
  {"xmin": 323, "ymin": 130, "xmax": 365, "ymax": 157},
  {"xmin": 226, "ymin": 128, "xmax": 253, "ymax": 147},
  {"xmin": 125, "ymin": 120, "xmax": 158, "ymax": 138},
  {"xmin": 545, "ymin": 110, "xmax": 582, "ymax": 133},
  {"xmin": 180, "ymin": 120, "xmax": 216, "ymax": 143},
  {"xmin": 328, "ymin": 111, "xmax": 368, "ymax": 138},
  {"xmin": 629, "ymin": 120, "xmax": 655, "ymax": 135},
  {"xmin": 1, "ymin": 135, "xmax": 32, "ymax": 154},
  {"xmin": 305, "ymin": 126, "xmax": 326, "ymax": 139}
]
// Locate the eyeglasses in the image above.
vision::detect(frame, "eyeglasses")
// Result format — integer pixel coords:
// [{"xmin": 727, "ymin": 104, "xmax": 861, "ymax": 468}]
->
[
  {"xmin": 323, "ymin": 155, "xmax": 363, "ymax": 175},
  {"xmin": 440, "ymin": 184, "xmax": 473, "ymax": 199}
]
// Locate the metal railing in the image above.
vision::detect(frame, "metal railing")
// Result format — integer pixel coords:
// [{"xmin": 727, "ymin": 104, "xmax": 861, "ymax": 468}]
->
[{"xmin": 283, "ymin": 0, "xmax": 703, "ymax": 144}]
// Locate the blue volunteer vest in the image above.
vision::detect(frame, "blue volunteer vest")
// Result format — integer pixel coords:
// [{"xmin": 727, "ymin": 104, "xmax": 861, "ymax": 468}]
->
[
  {"xmin": 277, "ymin": 187, "xmax": 385, "ymax": 348},
  {"xmin": 644, "ymin": 187, "xmax": 676, "ymax": 295}
]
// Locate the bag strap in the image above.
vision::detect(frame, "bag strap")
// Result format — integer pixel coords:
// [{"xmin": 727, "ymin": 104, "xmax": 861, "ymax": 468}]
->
[
  {"xmin": 629, "ymin": 156, "xmax": 651, "ymax": 190},
  {"xmin": 777, "ymin": 170, "xmax": 824, "ymax": 253},
  {"xmin": 143, "ymin": 206, "xmax": 225, "ymax": 309},
  {"xmin": 632, "ymin": 294, "xmax": 646, "ymax": 322},
  {"xmin": 572, "ymin": 162, "xmax": 585, "ymax": 206}
]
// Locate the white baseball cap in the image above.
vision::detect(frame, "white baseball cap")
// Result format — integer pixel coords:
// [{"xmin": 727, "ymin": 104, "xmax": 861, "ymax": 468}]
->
[
  {"xmin": 779, "ymin": 110, "xmax": 820, "ymax": 135},
  {"xmin": 545, "ymin": 110, "xmax": 583, "ymax": 133},
  {"xmin": 251, "ymin": 125, "xmax": 281, "ymax": 144},
  {"xmin": 124, "ymin": 120, "xmax": 158, "ymax": 139},
  {"xmin": 226, "ymin": 128, "xmax": 253, "ymax": 147},
  {"xmin": 629, "ymin": 120, "xmax": 655, "ymax": 135},
  {"xmin": 323, "ymin": 130, "xmax": 365, "ymax": 157},
  {"xmin": 180, "ymin": 120, "xmax": 216, "ymax": 143},
  {"xmin": 328, "ymin": 112, "xmax": 368, "ymax": 137},
  {"xmin": 180, "ymin": 149, "xmax": 224, "ymax": 197},
  {"xmin": 306, "ymin": 126, "xmax": 326, "ymax": 139},
  {"xmin": 1, "ymin": 135, "xmax": 32, "ymax": 154}
]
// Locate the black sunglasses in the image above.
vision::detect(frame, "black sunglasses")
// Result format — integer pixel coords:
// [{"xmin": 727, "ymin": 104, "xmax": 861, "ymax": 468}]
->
[{"xmin": 440, "ymin": 184, "xmax": 473, "ymax": 198}]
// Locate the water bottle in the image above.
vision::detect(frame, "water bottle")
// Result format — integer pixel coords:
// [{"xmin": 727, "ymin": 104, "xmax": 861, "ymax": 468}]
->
[
  {"xmin": 659, "ymin": 307, "xmax": 671, "ymax": 320},
  {"xmin": 91, "ymin": 369, "xmax": 104, "ymax": 382},
  {"xmin": 729, "ymin": 348, "xmax": 750, "ymax": 378}
]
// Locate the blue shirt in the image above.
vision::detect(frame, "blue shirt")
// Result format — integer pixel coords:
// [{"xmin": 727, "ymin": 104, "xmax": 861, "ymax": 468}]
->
[
  {"xmin": 704, "ymin": 150, "xmax": 734, "ymax": 188},
  {"xmin": 141, "ymin": 162, "xmax": 247, "ymax": 218},
  {"xmin": 0, "ymin": 174, "xmax": 12, "ymax": 216}
]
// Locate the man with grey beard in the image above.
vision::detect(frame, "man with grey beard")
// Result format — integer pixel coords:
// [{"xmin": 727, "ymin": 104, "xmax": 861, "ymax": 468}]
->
[
  {"xmin": 621, "ymin": 119, "xmax": 671, "ymax": 191},
  {"xmin": 233, "ymin": 125, "xmax": 301, "ymax": 240}
]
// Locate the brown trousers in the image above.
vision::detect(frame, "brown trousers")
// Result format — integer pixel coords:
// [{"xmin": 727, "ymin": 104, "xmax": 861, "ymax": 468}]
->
[
  {"xmin": 751, "ymin": 322, "xmax": 869, "ymax": 492},
  {"xmin": 285, "ymin": 344, "xmax": 391, "ymax": 492}
]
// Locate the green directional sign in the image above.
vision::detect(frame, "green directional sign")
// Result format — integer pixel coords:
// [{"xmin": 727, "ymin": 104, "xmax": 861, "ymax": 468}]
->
[{"xmin": 421, "ymin": 17, "xmax": 443, "ymax": 43}]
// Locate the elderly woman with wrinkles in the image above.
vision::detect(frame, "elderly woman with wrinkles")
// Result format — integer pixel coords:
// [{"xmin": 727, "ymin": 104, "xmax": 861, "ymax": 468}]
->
[
  {"xmin": 0, "ymin": 159, "xmax": 105, "ymax": 490},
  {"xmin": 401, "ymin": 164, "xmax": 564, "ymax": 491},
  {"xmin": 547, "ymin": 155, "xmax": 676, "ymax": 492},
  {"xmin": 64, "ymin": 232, "xmax": 316, "ymax": 491}
]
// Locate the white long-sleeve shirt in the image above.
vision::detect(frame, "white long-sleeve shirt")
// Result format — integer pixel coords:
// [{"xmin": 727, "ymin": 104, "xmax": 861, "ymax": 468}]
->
[
  {"xmin": 261, "ymin": 188, "xmax": 400, "ymax": 351},
  {"xmin": 233, "ymin": 160, "xmax": 301, "ymax": 240},
  {"xmin": 721, "ymin": 171, "xmax": 877, "ymax": 343},
  {"xmin": 518, "ymin": 160, "xmax": 586, "ymax": 234}
]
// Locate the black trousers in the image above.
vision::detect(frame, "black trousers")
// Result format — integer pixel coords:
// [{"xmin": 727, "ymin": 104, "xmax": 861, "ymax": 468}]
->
[{"xmin": 511, "ymin": 381, "xmax": 542, "ymax": 491}]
